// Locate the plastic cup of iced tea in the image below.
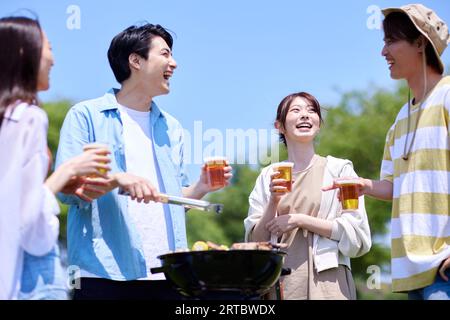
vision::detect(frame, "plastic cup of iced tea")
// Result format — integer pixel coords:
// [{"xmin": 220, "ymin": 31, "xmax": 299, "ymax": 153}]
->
[{"xmin": 204, "ymin": 156, "xmax": 227, "ymax": 188}]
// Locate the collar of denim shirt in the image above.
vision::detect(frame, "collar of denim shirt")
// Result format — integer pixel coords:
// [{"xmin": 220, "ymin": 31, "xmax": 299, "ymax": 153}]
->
[{"xmin": 99, "ymin": 88, "xmax": 163, "ymax": 125}]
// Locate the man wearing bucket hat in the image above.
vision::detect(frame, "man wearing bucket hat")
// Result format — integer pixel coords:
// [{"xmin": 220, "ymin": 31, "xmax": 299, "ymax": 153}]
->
[{"xmin": 324, "ymin": 4, "xmax": 450, "ymax": 299}]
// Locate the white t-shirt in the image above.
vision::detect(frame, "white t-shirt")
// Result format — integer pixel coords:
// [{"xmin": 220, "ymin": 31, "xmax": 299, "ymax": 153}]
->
[{"xmin": 119, "ymin": 104, "xmax": 171, "ymax": 280}]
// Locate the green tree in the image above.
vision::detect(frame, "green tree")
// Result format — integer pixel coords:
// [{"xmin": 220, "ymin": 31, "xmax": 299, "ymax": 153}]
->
[
  {"xmin": 43, "ymin": 100, "xmax": 72, "ymax": 245},
  {"xmin": 315, "ymin": 84, "xmax": 409, "ymax": 299},
  {"xmin": 315, "ymin": 84, "xmax": 408, "ymax": 278},
  {"xmin": 186, "ymin": 165, "xmax": 260, "ymax": 247}
]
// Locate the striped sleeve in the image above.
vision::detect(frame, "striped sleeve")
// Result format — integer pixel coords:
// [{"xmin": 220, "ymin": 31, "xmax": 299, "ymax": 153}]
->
[{"xmin": 380, "ymin": 127, "xmax": 394, "ymax": 182}]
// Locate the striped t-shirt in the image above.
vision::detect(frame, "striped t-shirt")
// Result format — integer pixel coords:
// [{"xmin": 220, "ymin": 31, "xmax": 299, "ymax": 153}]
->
[{"xmin": 380, "ymin": 76, "xmax": 450, "ymax": 292}]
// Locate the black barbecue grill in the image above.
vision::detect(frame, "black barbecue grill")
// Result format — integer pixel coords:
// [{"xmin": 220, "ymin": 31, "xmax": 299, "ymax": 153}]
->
[{"xmin": 150, "ymin": 249, "xmax": 289, "ymax": 299}]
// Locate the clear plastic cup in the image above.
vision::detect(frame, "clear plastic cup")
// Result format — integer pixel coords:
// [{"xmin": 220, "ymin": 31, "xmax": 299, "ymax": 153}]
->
[
  {"xmin": 82, "ymin": 143, "xmax": 110, "ymax": 176},
  {"xmin": 204, "ymin": 156, "xmax": 227, "ymax": 188},
  {"xmin": 271, "ymin": 162, "xmax": 294, "ymax": 193},
  {"xmin": 335, "ymin": 178, "xmax": 360, "ymax": 210}
]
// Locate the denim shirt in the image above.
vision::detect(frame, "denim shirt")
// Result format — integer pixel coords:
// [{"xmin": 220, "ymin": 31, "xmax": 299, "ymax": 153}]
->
[{"xmin": 55, "ymin": 89, "xmax": 190, "ymax": 280}]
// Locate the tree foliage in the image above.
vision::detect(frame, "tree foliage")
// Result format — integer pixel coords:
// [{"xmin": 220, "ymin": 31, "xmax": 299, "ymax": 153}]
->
[
  {"xmin": 43, "ymin": 101, "xmax": 72, "ymax": 245},
  {"xmin": 186, "ymin": 165, "xmax": 260, "ymax": 247}
]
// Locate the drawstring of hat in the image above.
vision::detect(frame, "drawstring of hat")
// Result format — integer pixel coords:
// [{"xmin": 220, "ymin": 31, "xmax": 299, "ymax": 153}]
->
[{"xmin": 402, "ymin": 45, "xmax": 429, "ymax": 161}]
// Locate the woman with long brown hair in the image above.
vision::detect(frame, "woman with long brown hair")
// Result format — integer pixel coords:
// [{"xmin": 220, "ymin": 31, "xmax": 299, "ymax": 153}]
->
[{"xmin": 0, "ymin": 16, "xmax": 110, "ymax": 299}]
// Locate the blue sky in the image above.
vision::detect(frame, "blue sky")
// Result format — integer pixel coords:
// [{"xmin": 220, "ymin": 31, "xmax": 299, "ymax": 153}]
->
[{"xmin": 1, "ymin": 0, "xmax": 449, "ymax": 178}]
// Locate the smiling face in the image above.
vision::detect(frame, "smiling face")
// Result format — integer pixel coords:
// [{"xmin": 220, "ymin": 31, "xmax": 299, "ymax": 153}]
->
[
  {"xmin": 277, "ymin": 96, "xmax": 321, "ymax": 144},
  {"xmin": 132, "ymin": 36, "xmax": 177, "ymax": 97},
  {"xmin": 381, "ymin": 37, "xmax": 422, "ymax": 80},
  {"xmin": 380, "ymin": 12, "xmax": 435, "ymax": 81}
]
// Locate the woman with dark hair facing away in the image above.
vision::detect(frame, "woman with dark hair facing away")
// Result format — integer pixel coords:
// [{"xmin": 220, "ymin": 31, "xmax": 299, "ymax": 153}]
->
[
  {"xmin": 0, "ymin": 16, "xmax": 111, "ymax": 299},
  {"xmin": 245, "ymin": 92, "xmax": 371, "ymax": 299}
]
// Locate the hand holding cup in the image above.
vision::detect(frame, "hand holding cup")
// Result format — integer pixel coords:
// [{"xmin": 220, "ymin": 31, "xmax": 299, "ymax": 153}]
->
[
  {"xmin": 82, "ymin": 143, "xmax": 111, "ymax": 177},
  {"xmin": 204, "ymin": 156, "xmax": 229, "ymax": 189},
  {"xmin": 270, "ymin": 162, "xmax": 294, "ymax": 201},
  {"xmin": 334, "ymin": 178, "xmax": 361, "ymax": 211}
]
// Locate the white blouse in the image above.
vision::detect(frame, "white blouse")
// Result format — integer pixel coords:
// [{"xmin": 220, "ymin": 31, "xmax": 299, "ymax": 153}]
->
[{"xmin": 0, "ymin": 102, "xmax": 59, "ymax": 300}]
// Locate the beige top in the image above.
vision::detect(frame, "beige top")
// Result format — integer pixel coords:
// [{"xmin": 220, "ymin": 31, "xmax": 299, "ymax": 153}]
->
[{"xmin": 276, "ymin": 155, "xmax": 356, "ymax": 300}]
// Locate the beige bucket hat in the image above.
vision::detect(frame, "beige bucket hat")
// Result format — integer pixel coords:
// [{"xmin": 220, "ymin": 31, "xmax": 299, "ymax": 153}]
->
[{"xmin": 382, "ymin": 3, "xmax": 450, "ymax": 73}]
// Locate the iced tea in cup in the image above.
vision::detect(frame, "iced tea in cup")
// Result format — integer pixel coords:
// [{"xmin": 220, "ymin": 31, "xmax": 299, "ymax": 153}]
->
[
  {"xmin": 204, "ymin": 156, "xmax": 227, "ymax": 188},
  {"xmin": 82, "ymin": 143, "xmax": 110, "ymax": 176},
  {"xmin": 272, "ymin": 162, "xmax": 294, "ymax": 193},
  {"xmin": 336, "ymin": 179, "xmax": 360, "ymax": 210}
]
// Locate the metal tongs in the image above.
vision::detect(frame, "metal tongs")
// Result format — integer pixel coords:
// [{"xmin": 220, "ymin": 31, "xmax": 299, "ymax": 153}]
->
[
  {"xmin": 159, "ymin": 194, "xmax": 223, "ymax": 214},
  {"xmin": 119, "ymin": 189, "xmax": 223, "ymax": 214}
]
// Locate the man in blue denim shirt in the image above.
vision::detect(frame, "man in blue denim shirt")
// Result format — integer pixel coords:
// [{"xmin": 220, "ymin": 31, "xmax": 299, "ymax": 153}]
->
[{"xmin": 55, "ymin": 23, "xmax": 232, "ymax": 299}]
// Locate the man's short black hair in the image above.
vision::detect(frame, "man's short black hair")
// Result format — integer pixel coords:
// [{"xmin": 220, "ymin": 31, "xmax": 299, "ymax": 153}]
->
[{"xmin": 107, "ymin": 23, "xmax": 173, "ymax": 83}]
